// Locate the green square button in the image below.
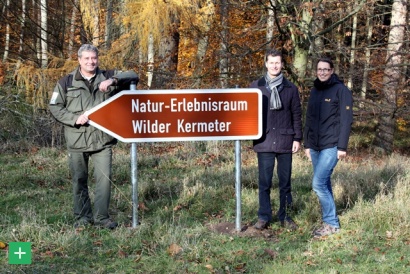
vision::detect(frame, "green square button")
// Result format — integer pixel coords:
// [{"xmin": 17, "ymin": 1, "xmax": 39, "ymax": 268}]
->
[{"xmin": 8, "ymin": 242, "xmax": 32, "ymax": 264}]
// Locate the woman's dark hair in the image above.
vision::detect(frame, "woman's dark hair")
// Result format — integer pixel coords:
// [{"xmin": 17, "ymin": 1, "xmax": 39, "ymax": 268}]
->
[{"xmin": 316, "ymin": 57, "xmax": 334, "ymax": 69}]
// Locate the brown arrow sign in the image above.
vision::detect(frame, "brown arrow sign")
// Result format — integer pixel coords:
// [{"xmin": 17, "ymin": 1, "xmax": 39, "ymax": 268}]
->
[{"xmin": 85, "ymin": 89, "xmax": 262, "ymax": 142}]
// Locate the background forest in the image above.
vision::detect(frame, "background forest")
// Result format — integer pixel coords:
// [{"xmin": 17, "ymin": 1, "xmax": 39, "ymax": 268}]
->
[{"xmin": 0, "ymin": 0, "xmax": 408, "ymax": 153}]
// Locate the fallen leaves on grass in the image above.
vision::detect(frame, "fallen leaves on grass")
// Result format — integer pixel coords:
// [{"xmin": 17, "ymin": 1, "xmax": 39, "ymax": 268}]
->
[
  {"xmin": 264, "ymin": 248, "xmax": 278, "ymax": 259},
  {"xmin": 167, "ymin": 243, "xmax": 183, "ymax": 256},
  {"xmin": 173, "ymin": 204, "xmax": 183, "ymax": 211},
  {"xmin": 138, "ymin": 202, "xmax": 149, "ymax": 211},
  {"xmin": 234, "ymin": 262, "xmax": 246, "ymax": 272},
  {"xmin": 118, "ymin": 249, "xmax": 127, "ymax": 258},
  {"xmin": 205, "ymin": 264, "xmax": 214, "ymax": 272},
  {"xmin": 302, "ymin": 251, "xmax": 313, "ymax": 257},
  {"xmin": 305, "ymin": 260, "xmax": 317, "ymax": 266},
  {"xmin": 0, "ymin": 242, "xmax": 6, "ymax": 249},
  {"xmin": 93, "ymin": 240, "xmax": 103, "ymax": 246}
]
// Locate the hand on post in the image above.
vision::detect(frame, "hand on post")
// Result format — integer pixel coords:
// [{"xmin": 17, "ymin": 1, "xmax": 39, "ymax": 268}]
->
[{"xmin": 99, "ymin": 78, "xmax": 116, "ymax": 92}]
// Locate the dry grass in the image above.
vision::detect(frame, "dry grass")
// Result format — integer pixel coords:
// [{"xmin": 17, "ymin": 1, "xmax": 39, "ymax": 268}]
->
[{"xmin": 1, "ymin": 142, "xmax": 410, "ymax": 273}]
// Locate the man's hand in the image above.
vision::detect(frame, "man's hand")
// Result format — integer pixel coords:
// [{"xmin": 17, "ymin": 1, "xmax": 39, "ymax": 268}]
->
[
  {"xmin": 99, "ymin": 78, "xmax": 116, "ymax": 92},
  {"xmin": 292, "ymin": 141, "xmax": 300, "ymax": 153},
  {"xmin": 337, "ymin": 150, "xmax": 347, "ymax": 159},
  {"xmin": 75, "ymin": 113, "xmax": 89, "ymax": 125}
]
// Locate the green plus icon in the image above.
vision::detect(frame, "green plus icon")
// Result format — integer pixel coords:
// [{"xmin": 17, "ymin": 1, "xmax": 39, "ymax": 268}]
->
[{"xmin": 8, "ymin": 242, "xmax": 32, "ymax": 264}]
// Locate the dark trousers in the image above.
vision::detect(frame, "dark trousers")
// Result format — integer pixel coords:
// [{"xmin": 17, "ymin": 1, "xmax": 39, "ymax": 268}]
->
[
  {"xmin": 68, "ymin": 147, "xmax": 113, "ymax": 223},
  {"xmin": 257, "ymin": 152, "xmax": 293, "ymax": 222}
]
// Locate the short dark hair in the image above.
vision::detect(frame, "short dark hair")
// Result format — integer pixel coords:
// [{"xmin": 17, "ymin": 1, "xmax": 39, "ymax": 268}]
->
[
  {"xmin": 78, "ymin": 44, "xmax": 99, "ymax": 58},
  {"xmin": 264, "ymin": 49, "xmax": 283, "ymax": 62},
  {"xmin": 316, "ymin": 57, "xmax": 334, "ymax": 69}
]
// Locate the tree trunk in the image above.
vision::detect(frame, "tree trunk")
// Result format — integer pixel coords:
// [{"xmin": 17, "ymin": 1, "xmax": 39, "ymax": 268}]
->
[
  {"xmin": 289, "ymin": 2, "xmax": 313, "ymax": 84},
  {"xmin": 334, "ymin": 10, "xmax": 343, "ymax": 75},
  {"xmin": 400, "ymin": 6, "xmax": 409, "ymax": 88},
  {"xmin": 105, "ymin": 0, "xmax": 113, "ymax": 49},
  {"xmin": 2, "ymin": 0, "xmax": 10, "ymax": 62},
  {"xmin": 93, "ymin": 0, "xmax": 100, "ymax": 45},
  {"xmin": 40, "ymin": 0, "xmax": 48, "ymax": 68},
  {"xmin": 292, "ymin": 48, "xmax": 308, "ymax": 81},
  {"xmin": 154, "ymin": 19, "xmax": 180, "ymax": 89},
  {"xmin": 193, "ymin": 0, "xmax": 215, "ymax": 88},
  {"xmin": 18, "ymin": 0, "xmax": 26, "ymax": 60},
  {"xmin": 313, "ymin": 4, "xmax": 324, "ymax": 54},
  {"xmin": 219, "ymin": 0, "xmax": 229, "ymax": 88},
  {"xmin": 147, "ymin": 33, "xmax": 154, "ymax": 88},
  {"xmin": 193, "ymin": 35, "xmax": 209, "ymax": 88},
  {"xmin": 374, "ymin": 0, "xmax": 407, "ymax": 154},
  {"xmin": 310, "ymin": 3, "xmax": 324, "ymax": 76},
  {"xmin": 33, "ymin": 0, "xmax": 41, "ymax": 62},
  {"xmin": 361, "ymin": 4, "xmax": 374, "ymax": 101},
  {"xmin": 266, "ymin": 1, "xmax": 275, "ymax": 49},
  {"xmin": 68, "ymin": 0, "xmax": 79, "ymax": 59},
  {"xmin": 347, "ymin": 0, "xmax": 358, "ymax": 90}
]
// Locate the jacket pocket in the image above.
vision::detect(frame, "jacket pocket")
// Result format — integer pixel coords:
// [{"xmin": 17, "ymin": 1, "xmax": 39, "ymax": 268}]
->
[
  {"xmin": 65, "ymin": 126, "xmax": 87, "ymax": 150},
  {"xmin": 279, "ymin": 128, "xmax": 295, "ymax": 135},
  {"xmin": 279, "ymin": 128, "xmax": 295, "ymax": 149},
  {"xmin": 66, "ymin": 89, "xmax": 83, "ymax": 112}
]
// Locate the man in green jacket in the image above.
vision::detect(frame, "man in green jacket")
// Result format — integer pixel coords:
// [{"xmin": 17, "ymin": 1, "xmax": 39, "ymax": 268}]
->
[{"xmin": 49, "ymin": 44, "xmax": 139, "ymax": 229}]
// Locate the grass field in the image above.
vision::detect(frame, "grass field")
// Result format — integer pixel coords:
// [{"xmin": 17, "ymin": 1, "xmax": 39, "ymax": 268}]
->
[{"xmin": 1, "ymin": 140, "xmax": 409, "ymax": 273}]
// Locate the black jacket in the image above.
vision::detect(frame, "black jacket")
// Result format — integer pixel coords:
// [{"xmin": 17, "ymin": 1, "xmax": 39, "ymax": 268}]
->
[
  {"xmin": 304, "ymin": 74, "xmax": 353, "ymax": 151},
  {"xmin": 251, "ymin": 76, "xmax": 302, "ymax": 153}
]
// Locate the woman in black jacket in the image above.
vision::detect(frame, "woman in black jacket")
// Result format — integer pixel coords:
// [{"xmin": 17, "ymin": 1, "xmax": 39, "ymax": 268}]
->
[{"xmin": 304, "ymin": 57, "xmax": 353, "ymax": 237}]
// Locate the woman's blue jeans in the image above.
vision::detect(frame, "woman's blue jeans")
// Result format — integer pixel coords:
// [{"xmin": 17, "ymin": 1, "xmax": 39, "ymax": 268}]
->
[{"xmin": 310, "ymin": 147, "xmax": 340, "ymax": 228}]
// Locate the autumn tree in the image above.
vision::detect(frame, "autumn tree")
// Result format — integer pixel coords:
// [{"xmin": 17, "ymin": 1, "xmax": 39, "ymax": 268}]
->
[
  {"xmin": 374, "ymin": 0, "xmax": 408, "ymax": 154},
  {"xmin": 124, "ymin": 0, "xmax": 205, "ymax": 88},
  {"xmin": 0, "ymin": 0, "xmax": 409, "ymax": 150}
]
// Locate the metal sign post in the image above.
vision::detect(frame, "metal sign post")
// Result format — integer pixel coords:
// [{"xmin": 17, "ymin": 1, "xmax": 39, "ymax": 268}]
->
[
  {"xmin": 131, "ymin": 142, "xmax": 138, "ymax": 228},
  {"xmin": 235, "ymin": 140, "xmax": 241, "ymax": 231},
  {"xmin": 234, "ymin": 85, "xmax": 241, "ymax": 232},
  {"xmin": 130, "ymin": 81, "xmax": 138, "ymax": 228}
]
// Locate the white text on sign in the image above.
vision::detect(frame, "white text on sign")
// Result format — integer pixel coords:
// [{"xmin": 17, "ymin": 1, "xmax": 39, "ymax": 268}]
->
[
  {"xmin": 131, "ymin": 98, "xmax": 248, "ymax": 113},
  {"xmin": 132, "ymin": 119, "xmax": 232, "ymax": 134}
]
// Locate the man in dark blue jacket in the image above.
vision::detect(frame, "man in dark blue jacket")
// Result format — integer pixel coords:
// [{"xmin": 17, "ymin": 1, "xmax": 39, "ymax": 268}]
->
[{"xmin": 250, "ymin": 49, "xmax": 302, "ymax": 230}]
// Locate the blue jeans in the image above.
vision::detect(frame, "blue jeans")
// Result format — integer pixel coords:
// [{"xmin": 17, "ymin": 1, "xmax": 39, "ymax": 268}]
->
[
  {"xmin": 309, "ymin": 147, "xmax": 340, "ymax": 228},
  {"xmin": 257, "ymin": 152, "xmax": 293, "ymax": 222}
]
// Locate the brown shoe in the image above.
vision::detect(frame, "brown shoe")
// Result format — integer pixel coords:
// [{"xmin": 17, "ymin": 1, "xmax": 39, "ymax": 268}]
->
[
  {"xmin": 254, "ymin": 219, "xmax": 269, "ymax": 230},
  {"xmin": 281, "ymin": 217, "xmax": 298, "ymax": 231}
]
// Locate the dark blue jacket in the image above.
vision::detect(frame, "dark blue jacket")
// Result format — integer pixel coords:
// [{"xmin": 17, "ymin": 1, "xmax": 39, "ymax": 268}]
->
[
  {"xmin": 304, "ymin": 74, "xmax": 353, "ymax": 151},
  {"xmin": 251, "ymin": 76, "xmax": 302, "ymax": 153}
]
